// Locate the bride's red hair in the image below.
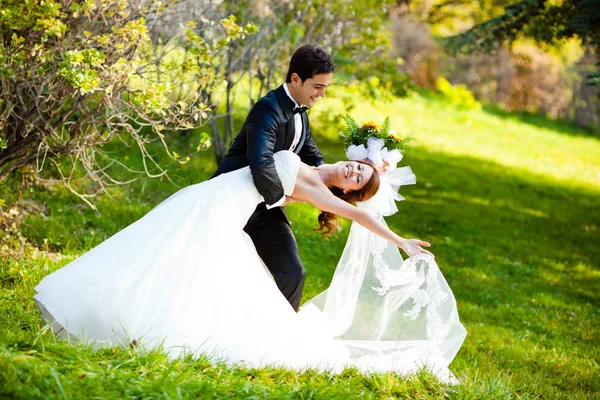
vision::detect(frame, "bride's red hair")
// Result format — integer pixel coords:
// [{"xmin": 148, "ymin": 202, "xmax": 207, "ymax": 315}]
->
[{"xmin": 314, "ymin": 159, "xmax": 380, "ymax": 238}]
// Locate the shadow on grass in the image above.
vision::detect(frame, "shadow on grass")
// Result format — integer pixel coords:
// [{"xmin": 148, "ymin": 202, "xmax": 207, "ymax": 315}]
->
[{"xmin": 385, "ymin": 147, "xmax": 598, "ymax": 394}]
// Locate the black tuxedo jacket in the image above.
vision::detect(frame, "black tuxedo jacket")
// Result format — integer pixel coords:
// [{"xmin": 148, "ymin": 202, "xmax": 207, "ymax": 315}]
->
[{"xmin": 212, "ymin": 84, "xmax": 324, "ymax": 206}]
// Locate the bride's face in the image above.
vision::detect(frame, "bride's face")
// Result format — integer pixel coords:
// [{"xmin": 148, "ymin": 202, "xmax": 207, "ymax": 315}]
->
[{"xmin": 335, "ymin": 161, "xmax": 375, "ymax": 193}]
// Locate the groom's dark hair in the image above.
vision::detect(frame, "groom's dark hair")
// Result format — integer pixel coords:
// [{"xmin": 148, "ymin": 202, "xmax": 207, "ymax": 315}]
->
[{"xmin": 286, "ymin": 45, "xmax": 335, "ymax": 83}]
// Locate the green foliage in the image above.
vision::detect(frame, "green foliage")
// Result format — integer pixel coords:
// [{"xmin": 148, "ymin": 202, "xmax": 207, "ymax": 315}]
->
[
  {"xmin": 588, "ymin": 71, "xmax": 600, "ymax": 86},
  {"xmin": 379, "ymin": 116, "xmax": 392, "ymax": 137},
  {"xmin": 0, "ymin": 0, "xmax": 255, "ymax": 207},
  {"xmin": 445, "ymin": 0, "xmax": 600, "ymax": 89},
  {"xmin": 254, "ymin": 0, "xmax": 412, "ymax": 99},
  {"xmin": 436, "ymin": 77, "xmax": 482, "ymax": 110},
  {"xmin": 410, "ymin": 0, "xmax": 510, "ymax": 37},
  {"xmin": 340, "ymin": 114, "xmax": 361, "ymax": 139},
  {"xmin": 58, "ymin": 48, "xmax": 107, "ymax": 95},
  {"xmin": 196, "ymin": 132, "xmax": 212, "ymax": 152},
  {"xmin": 445, "ymin": 0, "xmax": 542, "ymax": 54},
  {"xmin": 184, "ymin": 0, "xmax": 411, "ymax": 163}
]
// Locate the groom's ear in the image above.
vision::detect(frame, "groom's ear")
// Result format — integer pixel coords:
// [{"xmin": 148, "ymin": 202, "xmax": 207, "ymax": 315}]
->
[
  {"xmin": 343, "ymin": 189, "xmax": 349, "ymax": 195},
  {"xmin": 290, "ymin": 73, "xmax": 301, "ymax": 87}
]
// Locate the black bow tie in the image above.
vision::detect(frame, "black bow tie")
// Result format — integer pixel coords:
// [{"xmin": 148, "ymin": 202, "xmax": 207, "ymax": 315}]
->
[{"xmin": 293, "ymin": 106, "xmax": 308, "ymax": 114}]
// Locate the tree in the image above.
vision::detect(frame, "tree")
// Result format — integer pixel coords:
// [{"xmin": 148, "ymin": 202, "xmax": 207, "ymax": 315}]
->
[
  {"xmin": 400, "ymin": 0, "xmax": 510, "ymax": 35},
  {"xmin": 445, "ymin": 0, "xmax": 600, "ymax": 88},
  {"xmin": 0, "ymin": 0, "xmax": 254, "ymax": 207},
  {"xmin": 149, "ymin": 0, "xmax": 411, "ymax": 164}
]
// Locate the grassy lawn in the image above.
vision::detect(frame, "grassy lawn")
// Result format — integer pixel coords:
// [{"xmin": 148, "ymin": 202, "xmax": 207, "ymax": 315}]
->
[{"xmin": 1, "ymin": 88, "xmax": 598, "ymax": 399}]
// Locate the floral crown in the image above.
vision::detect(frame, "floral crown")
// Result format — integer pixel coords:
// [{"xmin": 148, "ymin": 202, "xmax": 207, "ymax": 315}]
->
[
  {"xmin": 339, "ymin": 114, "xmax": 416, "ymax": 216},
  {"xmin": 339, "ymin": 114, "xmax": 414, "ymax": 170}
]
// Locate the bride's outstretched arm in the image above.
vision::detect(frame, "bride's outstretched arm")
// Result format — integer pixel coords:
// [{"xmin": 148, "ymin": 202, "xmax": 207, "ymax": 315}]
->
[{"xmin": 291, "ymin": 183, "xmax": 432, "ymax": 257}]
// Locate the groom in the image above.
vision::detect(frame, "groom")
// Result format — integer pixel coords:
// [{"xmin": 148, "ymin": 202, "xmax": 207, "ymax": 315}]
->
[{"xmin": 212, "ymin": 45, "xmax": 334, "ymax": 311}]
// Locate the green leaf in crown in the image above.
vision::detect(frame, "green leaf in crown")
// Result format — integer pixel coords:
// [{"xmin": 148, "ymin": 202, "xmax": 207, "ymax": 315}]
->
[{"xmin": 339, "ymin": 114, "xmax": 413, "ymax": 153}]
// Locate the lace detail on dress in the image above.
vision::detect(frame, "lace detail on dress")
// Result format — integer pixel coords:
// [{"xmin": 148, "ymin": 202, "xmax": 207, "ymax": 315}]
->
[
  {"xmin": 371, "ymin": 237, "xmax": 392, "ymax": 296},
  {"xmin": 402, "ymin": 256, "xmax": 450, "ymax": 340},
  {"xmin": 371, "ymin": 236, "xmax": 417, "ymax": 296},
  {"xmin": 371, "ymin": 250, "xmax": 450, "ymax": 341}
]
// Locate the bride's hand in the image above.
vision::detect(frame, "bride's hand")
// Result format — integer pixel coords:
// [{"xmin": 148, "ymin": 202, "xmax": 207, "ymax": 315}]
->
[{"xmin": 399, "ymin": 238, "xmax": 433, "ymax": 258}]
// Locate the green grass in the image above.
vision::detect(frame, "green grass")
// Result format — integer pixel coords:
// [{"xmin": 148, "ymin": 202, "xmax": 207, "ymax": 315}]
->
[{"xmin": 1, "ymin": 88, "xmax": 599, "ymax": 399}]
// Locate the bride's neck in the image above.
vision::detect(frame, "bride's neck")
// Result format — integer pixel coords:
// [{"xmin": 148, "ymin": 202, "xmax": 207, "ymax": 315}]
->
[{"xmin": 316, "ymin": 165, "xmax": 337, "ymax": 188}]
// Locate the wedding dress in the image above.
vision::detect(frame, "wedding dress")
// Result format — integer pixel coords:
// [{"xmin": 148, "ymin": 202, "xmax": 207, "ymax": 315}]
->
[{"xmin": 34, "ymin": 151, "xmax": 466, "ymax": 383}]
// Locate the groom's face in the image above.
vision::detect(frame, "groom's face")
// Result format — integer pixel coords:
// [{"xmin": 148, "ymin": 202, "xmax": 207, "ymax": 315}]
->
[{"xmin": 289, "ymin": 72, "xmax": 333, "ymax": 108}]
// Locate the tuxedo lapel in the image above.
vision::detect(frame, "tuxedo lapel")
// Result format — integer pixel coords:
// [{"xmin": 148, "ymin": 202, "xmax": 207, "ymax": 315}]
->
[
  {"xmin": 283, "ymin": 116, "xmax": 296, "ymax": 150},
  {"xmin": 274, "ymin": 85, "xmax": 297, "ymax": 151}
]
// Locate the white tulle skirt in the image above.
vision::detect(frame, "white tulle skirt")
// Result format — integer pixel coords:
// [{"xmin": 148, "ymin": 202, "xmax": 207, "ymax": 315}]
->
[{"xmin": 34, "ymin": 165, "xmax": 466, "ymax": 383}]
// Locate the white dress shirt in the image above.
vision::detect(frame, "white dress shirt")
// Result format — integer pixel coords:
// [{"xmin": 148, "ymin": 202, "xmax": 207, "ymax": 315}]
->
[{"xmin": 283, "ymin": 83, "xmax": 304, "ymax": 152}]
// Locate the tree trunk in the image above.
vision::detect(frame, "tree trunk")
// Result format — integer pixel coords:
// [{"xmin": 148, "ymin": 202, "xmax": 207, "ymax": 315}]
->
[
  {"xmin": 496, "ymin": 47, "xmax": 513, "ymax": 106},
  {"xmin": 210, "ymin": 118, "xmax": 226, "ymax": 165},
  {"xmin": 573, "ymin": 46, "xmax": 599, "ymax": 128}
]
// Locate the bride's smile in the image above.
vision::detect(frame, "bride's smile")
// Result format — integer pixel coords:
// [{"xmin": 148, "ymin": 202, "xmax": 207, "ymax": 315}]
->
[{"xmin": 316, "ymin": 161, "xmax": 375, "ymax": 192}]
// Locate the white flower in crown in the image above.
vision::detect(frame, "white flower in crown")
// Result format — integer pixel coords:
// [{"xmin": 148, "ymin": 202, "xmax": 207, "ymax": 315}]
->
[
  {"xmin": 346, "ymin": 137, "xmax": 404, "ymax": 171},
  {"xmin": 380, "ymin": 147, "xmax": 403, "ymax": 170},
  {"xmin": 346, "ymin": 144, "xmax": 367, "ymax": 161},
  {"xmin": 366, "ymin": 137, "xmax": 385, "ymax": 165}
]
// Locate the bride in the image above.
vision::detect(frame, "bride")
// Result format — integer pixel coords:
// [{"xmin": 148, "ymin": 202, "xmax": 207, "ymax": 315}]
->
[{"xmin": 34, "ymin": 150, "xmax": 467, "ymax": 383}]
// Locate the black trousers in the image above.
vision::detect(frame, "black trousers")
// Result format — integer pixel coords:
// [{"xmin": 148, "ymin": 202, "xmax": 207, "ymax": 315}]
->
[{"xmin": 244, "ymin": 203, "xmax": 305, "ymax": 311}]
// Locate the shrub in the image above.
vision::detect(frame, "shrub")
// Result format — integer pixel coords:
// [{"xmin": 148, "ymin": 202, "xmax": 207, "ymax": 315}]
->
[
  {"xmin": 0, "ymin": 0, "xmax": 255, "ymax": 207},
  {"xmin": 436, "ymin": 77, "xmax": 481, "ymax": 110}
]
